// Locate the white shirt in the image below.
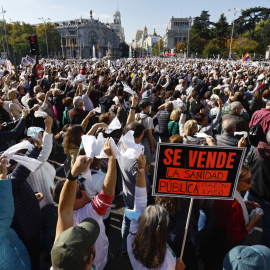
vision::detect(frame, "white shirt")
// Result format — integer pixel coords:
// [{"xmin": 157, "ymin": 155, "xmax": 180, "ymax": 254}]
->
[
  {"xmin": 127, "ymin": 187, "xmax": 176, "ymax": 270},
  {"xmin": 73, "ymin": 202, "xmax": 108, "ymax": 270}
]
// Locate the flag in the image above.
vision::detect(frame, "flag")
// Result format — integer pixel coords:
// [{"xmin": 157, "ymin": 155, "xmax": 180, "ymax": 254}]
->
[
  {"xmin": 72, "ymin": 42, "xmax": 74, "ymax": 51},
  {"xmin": 97, "ymin": 41, "xmax": 99, "ymax": 50},
  {"xmin": 83, "ymin": 42, "xmax": 85, "ymax": 49},
  {"xmin": 69, "ymin": 35, "xmax": 71, "ymax": 47},
  {"xmin": 61, "ymin": 33, "xmax": 63, "ymax": 48},
  {"xmin": 241, "ymin": 52, "xmax": 250, "ymax": 62}
]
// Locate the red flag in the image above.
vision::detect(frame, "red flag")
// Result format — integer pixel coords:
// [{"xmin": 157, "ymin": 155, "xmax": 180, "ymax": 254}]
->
[{"xmin": 97, "ymin": 42, "xmax": 99, "ymax": 50}]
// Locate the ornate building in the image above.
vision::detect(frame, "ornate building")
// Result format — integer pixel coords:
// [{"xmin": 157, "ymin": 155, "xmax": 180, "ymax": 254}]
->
[
  {"xmin": 163, "ymin": 17, "xmax": 192, "ymax": 50},
  {"xmin": 110, "ymin": 11, "xmax": 125, "ymax": 43},
  {"xmin": 54, "ymin": 10, "xmax": 121, "ymax": 59}
]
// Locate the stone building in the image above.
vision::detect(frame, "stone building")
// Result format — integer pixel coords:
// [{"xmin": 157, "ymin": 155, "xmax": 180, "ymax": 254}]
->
[
  {"xmin": 54, "ymin": 10, "xmax": 121, "ymax": 59},
  {"xmin": 109, "ymin": 11, "xmax": 125, "ymax": 43},
  {"xmin": 163, "ymin": 16, "xmax": 192, "ymax": 50}
]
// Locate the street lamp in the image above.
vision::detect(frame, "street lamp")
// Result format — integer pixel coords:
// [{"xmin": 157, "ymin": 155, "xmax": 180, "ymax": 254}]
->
[
  {"xmin": 38, "ymin": 17, "xmax": 50, "ymax": 58},
  {"xmin": 0, "ymin": 7, "xmax": 9, "ymax": 56},
  {"xmin": 187, "ymin": 16, "xmax": 192, "ymax": 58},
  {"xmin": 228, "ymin": 8, "xmax": 241, "ymax": 59}
]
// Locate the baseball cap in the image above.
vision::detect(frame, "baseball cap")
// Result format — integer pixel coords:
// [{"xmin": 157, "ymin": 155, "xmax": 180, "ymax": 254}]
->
[
  {"xmin": 51, "ymin": 218, "xmax": 100, "ymax": 270},
  {"xmin": 223, "ymin": 245, "xmax": 270, "ymax": 270},
  {"xmin": 139, "ymin": 99, "xmax": 151, "ymax": 108}
]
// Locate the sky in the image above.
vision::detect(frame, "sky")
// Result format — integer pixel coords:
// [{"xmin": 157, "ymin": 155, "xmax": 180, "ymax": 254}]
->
[{"xmin": 2, "ymin": 0, "xmax": 270, "ymax": 43}]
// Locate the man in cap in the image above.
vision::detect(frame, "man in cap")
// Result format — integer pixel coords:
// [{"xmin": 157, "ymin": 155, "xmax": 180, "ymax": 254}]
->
[
  {"xmin": 52, "ymin": 139, "xmax": 117, "ymax": 270},
  {"xmin": 135, "ymin": 99, "xmax": 155, "ymax": 170},
  {"xmin": 51, "ymin": 155, "xmax": 99, "ymax": 270}
]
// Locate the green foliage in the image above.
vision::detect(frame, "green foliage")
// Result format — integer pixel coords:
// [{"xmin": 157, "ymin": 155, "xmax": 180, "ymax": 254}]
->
[
  {"xmin": 212, "ymin": 14, "xmax": 229, "ymax": 49},
  {"xmin": 192, "ymin": 11, "xmax": 212, "ymax": 40},
  {"xmin": 36, "ymin": 23, "xmax": 61, "ymax": 57},
  {"xmin": 234, "ymin": 7, "xmax": 270, "ymax": 39},
  {"xmin": 203, "ymin": 41, "xmax": 220, "ymax": 58},
  {"xmin": 152, "ymin": 40, "xmax": 163, "ymax": 56},
  {"xmin": 7, "ymin": 22, "xmax": 35, "ymax": 56},
  {"xmin": 231, "ymin": 36, "xmax": 259, "ymax": 57}
]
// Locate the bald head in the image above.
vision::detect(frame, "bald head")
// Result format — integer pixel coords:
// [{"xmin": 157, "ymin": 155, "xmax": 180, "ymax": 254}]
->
[{"xmin": 222, "ymin": 119, "xmax": 236, "ymax": 134}]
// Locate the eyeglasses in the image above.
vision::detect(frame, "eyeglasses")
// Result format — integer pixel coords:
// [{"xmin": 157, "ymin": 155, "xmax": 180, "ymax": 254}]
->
[
  {"xmin": 75, "ymin": 184, "xmax": 85, "ymax": 199},
  {"xmin": 239, "ymin": 177, "xmax": 252, "ymax": 185}
]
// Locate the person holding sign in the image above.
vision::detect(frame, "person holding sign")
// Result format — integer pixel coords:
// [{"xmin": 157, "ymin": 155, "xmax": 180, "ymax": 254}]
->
[
  {"xmin": 200, "ymin": 164, "xmax": 263, "ymax": 269},
  {"xmin": 127, "ymin": 154, "xmax": 186, "ymax": 270}
]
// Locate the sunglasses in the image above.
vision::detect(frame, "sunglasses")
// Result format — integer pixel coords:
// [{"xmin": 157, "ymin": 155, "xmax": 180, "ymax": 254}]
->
[
  {"xmin": 76, "ymin": 184, "xmax": 85, "ymax": 199},
  {"xmin": 239, "ymin": 177, "xmax": 252, "ymax": 185}
]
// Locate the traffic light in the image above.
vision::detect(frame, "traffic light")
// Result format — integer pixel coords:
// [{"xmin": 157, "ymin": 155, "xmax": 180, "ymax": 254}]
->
[
  {"xmin": 28, "ymin": 34, "xmax": 39, "ymax": 55},
  {"xmin": 260, "ymin": 55, "xmax": 262, "ymax": 59}
]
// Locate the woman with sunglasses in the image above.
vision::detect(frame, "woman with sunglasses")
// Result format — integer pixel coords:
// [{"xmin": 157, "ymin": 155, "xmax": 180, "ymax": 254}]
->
[{"xmin": 200, "ymin": 164, "xmax": 263, "ymax": 269}]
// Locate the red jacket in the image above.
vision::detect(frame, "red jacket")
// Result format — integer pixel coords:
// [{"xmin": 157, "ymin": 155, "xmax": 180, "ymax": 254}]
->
[
  {"xmin": 214, "ymin": 199, "xmax": 248, "ymax": 243},
  {"xmin": 249, "ymin": 108, "xmax": 270, "ymax": 140}
]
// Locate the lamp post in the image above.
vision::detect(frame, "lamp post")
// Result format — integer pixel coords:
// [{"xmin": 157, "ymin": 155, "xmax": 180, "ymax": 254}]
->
[
  {"xmin": 187, "ymin": 16, "xmax": 192, "ymax": 58},
  {"xmin": 228, "ymin": 8, "xmax": 241, "ymax": 59},
  {"xmin": 38, "ymin": 17, "xmax": 50, "ymax": 58},
  {"xmin": 0, "ymin": 7, "xmax": 9, "ymax": 56}
]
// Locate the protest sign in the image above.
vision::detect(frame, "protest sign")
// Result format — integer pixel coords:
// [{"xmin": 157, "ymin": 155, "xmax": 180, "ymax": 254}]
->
[{"xmin": 152, "ymin": 143, "xmax": 246, "ymax": 200}]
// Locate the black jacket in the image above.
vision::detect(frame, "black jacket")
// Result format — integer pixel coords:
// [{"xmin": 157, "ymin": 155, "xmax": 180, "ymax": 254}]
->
[
  {"xmin": 215, "ymin": 133, "xmax": 239, "ymax": 147},
  {"xmin": 246, "ymin": 141, "xmax": 270, "ymax": 203},
  {"xmin": 222, "ymin": 112, "xmax": 249, "ymax": 132},
  {"xmin": 9, "ymin": 147, "xmax": 43, "ymax": 242}
]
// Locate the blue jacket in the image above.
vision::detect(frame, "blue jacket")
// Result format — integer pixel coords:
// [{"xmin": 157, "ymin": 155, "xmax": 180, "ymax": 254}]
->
[{"xmin": 0, "ymin": 179, "xmax": 31, "ymax": 269}]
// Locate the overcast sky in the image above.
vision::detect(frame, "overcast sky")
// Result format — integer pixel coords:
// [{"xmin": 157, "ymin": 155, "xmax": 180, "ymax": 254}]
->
[{"xmin": 3, "ymin": 0, "xmax": 270, "ymax": 43}]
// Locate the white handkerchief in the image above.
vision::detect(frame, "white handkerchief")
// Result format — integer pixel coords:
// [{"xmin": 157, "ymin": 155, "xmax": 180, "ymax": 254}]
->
[
  {"xmin": 21, "ymin": 93, "xmax": 30, "ymax": 108},
  {"xmin": 2, "ymin": 140, "xmax": 33, "ymax": 158},
  {"xmin": 34, "ymin": 111, "xmax": 47, "ymax": 118},
  {"xmin": 2, "ymin": 140, "xmax": 42, "ymax": 172},
  {"xmin": 105, "ymin": 117, "xmax": 121, "ymax": 134},
  {"xmin": 81, "ymin": 135, "xmax": 97, "ymax": 159},
  {"xmin": 96, "ymin": 138, "xmax": 120, "ymax": 159}
]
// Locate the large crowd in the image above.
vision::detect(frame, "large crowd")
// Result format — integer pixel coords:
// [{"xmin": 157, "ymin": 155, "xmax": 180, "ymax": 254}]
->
[{"xmin": 1, "ymin": 58, "xmax": 270, "ymax": 270}]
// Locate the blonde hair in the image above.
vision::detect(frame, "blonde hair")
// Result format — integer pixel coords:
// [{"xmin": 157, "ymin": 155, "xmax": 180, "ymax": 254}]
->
[
  {"xmin": 184, "ymin": 120, "xmax": 198, "ymax": 137},
  {"xmin": 36, "ymin": 92, "xmax": 45, "ymax": 100},
  {"xmin": 7, "ymin": 89, "xmax": 17, "ymax": 101},
  {"xmin": 170, "ymin": 109, "xmax": 182, "ymax": 122}
]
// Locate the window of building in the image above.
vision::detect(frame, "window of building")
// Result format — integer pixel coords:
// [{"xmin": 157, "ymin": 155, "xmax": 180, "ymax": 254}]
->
[
  {"xmin": 89, "ymin": 31, "xmax": 97, "ymax": 44},
  {"xmin": 70, "ymin": 31, "xmax": 75, "ymax": 35}
]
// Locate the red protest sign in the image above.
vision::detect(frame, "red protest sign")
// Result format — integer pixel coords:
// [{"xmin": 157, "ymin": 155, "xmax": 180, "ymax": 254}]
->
[{"xmin": 152, "ymin": 143, "xmax": 246, "ymax": 200}]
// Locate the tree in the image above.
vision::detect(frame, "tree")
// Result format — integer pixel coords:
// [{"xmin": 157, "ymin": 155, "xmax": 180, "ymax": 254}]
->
[
  {"xmin": 35, "ymin": 23, "xmax": 61, "ymax": 57},
  {"xmin": 8, "ymin": 22, "xmax": 35, "ymax": 56},
  {"xmin": 234, "ymin": 7, "xmax": 270, "ymax": 38},
  {"xmin": 203, "ymin": 41, "xmax": 220, "ymax": 58},
  {"xmin": 212, "ymin": 14, "xmax": 229, "ymax": 49},
  {"xmin": 152, "ymin": 40, "xmax": 163, "ymax": 56},
  {"xmin": 175, "ymin": 42, "xmax": 186, "ymax": 53},
  {"xmin": 254, "ymin": 20, "xmax": 270, "ymax": 53},
  {"xmin": 192, "ymin": 10, "xmax": 212, "ymax": 40},
  {"xmin": 119, "ymin": 42, "xmax": 129, "ymax": 58},
  {"xmin": 231, "ymin": 36, "xmax": 259, "ymax": 57},
  {"xmin": 189, "ymin": 28, "xmax": 208, "ymax": 55}
]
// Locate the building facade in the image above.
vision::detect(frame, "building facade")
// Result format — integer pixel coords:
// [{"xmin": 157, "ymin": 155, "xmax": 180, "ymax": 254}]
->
[
  {"xmin": 132, "ymin": 27, "xmax": 161, "ymax": 55},
  {"xmin": 109, "ymin": 11, "xmax": 125, "ymax": 43},
  {"xmin": 163, "ymin": 16, "xmax": 192, "ymax": 50},
  {"xmin": 54, "ymin": 10, "xmax": 121, "ymax": 59}
]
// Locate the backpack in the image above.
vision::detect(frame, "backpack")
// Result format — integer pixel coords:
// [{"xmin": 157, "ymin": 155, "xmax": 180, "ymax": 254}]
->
[
  {"xmin": 248, "ymin": 113, "xmax": 270, "ymax": 147},
  {"xmin": 135, "ymin": 113, "xmax": 149, "ymax": 124}
]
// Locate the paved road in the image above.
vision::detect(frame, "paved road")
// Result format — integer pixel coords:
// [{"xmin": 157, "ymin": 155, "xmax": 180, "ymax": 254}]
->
[{"xmin": 40, "ymin": 145, "xmax": 262, "ymax": 270}]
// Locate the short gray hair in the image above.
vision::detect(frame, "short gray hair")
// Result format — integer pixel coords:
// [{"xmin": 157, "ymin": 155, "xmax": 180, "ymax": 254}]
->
[{"xmin": 230, "ymin": 101, "xmax": 242, "ymax": 112}]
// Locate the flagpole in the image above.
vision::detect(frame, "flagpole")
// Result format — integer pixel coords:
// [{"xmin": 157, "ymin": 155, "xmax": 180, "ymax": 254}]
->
[{"xmin": 61, "ymin": 33, "xmax": 64, "ymax": 59}]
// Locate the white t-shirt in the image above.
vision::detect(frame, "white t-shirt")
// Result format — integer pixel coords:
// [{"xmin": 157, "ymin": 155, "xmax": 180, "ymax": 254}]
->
[
  {"xmin": 127, "ymin": 187, "xmax": 176, "ymax": 270},
  {"xmin": 73, "ymin": 202, "xmax": 108, "ymax": 270}
]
